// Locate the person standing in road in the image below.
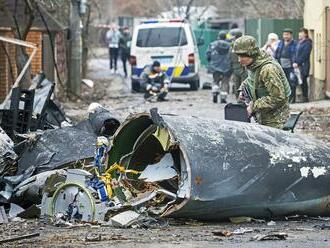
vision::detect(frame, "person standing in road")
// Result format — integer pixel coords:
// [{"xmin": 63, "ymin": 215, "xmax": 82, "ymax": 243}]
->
[
  {"xmin": 106, "ymin": 23, "xmax": 121, "ymax": 74},
  {"xmin": 229, "ymin": 28, "xmax": 248, "ymax": 98},
  {"xmin": 293, "ymin": 28, "xmax": 312, "ymax": 102},
  {"xmin": 233, "ymin": 35, "xmax": 291, "ymax": 129},
  {"xmin": 206, "ymin": 30, "xmax": 233, "ymax": 103},
  {"xmin": 119, "ymin": 26, "xmax": 131, "ymax": 78},
  {"xmin": 262, "ymin": 33, "xmax": 279, "ymax": 58},
  {"xmin": 274, "ymin": 28, "xmax": 297, "ymax": 102}
]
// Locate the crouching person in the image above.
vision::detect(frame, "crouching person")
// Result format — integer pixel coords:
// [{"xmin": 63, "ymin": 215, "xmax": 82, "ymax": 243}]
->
[{"xmin": 140, "ymin": 61, "xmax": 169, "ymax": 101}]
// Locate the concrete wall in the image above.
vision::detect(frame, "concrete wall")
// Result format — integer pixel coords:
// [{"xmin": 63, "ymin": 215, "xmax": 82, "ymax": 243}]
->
[{"xmin": 304, "ymin": 0, "xmax": 330, "ymax": 99}]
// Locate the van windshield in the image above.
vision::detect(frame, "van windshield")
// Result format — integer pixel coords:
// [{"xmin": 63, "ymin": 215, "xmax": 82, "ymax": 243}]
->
[{"xmin": 137, "ymin": 27, "xmax": 187, "ymax": 47}]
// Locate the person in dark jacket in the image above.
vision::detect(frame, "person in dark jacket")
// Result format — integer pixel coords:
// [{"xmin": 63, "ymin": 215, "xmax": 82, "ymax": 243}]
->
[
  {"xmin": 119, "ymin": 26, "xmax": 131, "ymax": 78},
  {"xmin": 206, "ymin": 30, "xmax": 233, "ymax": 103},
  {"xmin": 275, "ymin": 28, "xmax": 297, "ymax": 102},
  {"xmin": 293, "ymin": 28, "xmax": 312, "ymax": 102}
]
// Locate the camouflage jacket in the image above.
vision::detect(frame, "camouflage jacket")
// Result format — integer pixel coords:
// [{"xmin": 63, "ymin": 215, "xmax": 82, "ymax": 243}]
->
[{"xmin": 240, "ymin": 50, "xmax": 290, "ymax": 129}]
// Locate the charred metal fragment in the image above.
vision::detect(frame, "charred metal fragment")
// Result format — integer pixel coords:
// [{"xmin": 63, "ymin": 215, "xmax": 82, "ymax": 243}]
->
[{"xmin": 108, "ymin": 111, "xmax": 330, "ymax": 220}]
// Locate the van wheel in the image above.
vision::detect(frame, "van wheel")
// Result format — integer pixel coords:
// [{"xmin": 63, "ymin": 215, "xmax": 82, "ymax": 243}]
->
[{"xmin": 190, "ymin": 78, "xmax": 199, "ymax": 91}]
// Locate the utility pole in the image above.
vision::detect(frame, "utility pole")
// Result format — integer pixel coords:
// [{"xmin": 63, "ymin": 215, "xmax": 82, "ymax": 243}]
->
[{"xmin": 68, "ymin": 0, "xmax": 82, "ymax": 96}]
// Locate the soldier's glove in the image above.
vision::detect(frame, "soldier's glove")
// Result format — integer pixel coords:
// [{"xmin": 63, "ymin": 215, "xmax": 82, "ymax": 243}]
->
[{"xmin": 246, "ymin": 101, "xmax": 254, "ymax": 117}]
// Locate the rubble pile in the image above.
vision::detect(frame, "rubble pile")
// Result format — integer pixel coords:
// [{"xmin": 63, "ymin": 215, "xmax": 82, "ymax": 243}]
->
[{"xmin": 1, "ymin": 79, "xmax": 330, "ymax": 228}]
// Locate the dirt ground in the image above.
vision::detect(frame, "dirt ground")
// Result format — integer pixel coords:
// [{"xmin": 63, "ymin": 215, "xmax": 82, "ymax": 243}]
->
[{"xmin": 2, "ymin": 49, "xmax": 329, "ymax": 247}]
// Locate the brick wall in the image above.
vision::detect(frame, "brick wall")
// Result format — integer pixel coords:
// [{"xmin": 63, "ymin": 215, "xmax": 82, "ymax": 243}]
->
[
  {"xmin": 0, "ymin": 31, "xmax": 16, "ymax": 101},
  {"xmin": 0, "ymin": 30, "xmax": 42, "ymax": 101},
  {"xmin": 26, "ymin": 31, "xmax": 42, "ymax": 75}
]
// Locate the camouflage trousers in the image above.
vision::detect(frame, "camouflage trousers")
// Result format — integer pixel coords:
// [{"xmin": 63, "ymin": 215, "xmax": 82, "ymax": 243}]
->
[
  {"xmin": 232, "ymin": 70, "xmax": 248, "ymax": 97},
  {"xmin": 212, "ymin": 72, "xmax": 230, "ymax": 94}
]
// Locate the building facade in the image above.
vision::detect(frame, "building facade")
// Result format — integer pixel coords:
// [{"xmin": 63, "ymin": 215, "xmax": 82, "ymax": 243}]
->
[{"xmin": 304, "ymin": 0, "xmax": 330, "ymax": 99}]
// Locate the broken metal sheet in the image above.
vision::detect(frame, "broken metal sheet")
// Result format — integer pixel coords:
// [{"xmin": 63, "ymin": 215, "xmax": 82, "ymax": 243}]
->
[
  {"xmin": 108, "ymin": 111, "xmax": 330, "ymax": 221},
  {"xmin": 0, "ymin": 183, "xmax": 14, "ymax": 202},
  {"xmin": 17, "ymin": 127, "xmax": 97, "ymax": 175},
  {"xmin": 42, "ymin": 169, "xmax": 106, "ymax": 223},
  {"xmin": 0, "ymin": 127, "xmax": 17, "ymax": 175},
  {"xmin": 8, "ymin": 203, "xmax": 25, "ymax": 219},
  {"xmin": 76, "ymin": 104, "xmax": 120, "ymax": 137},
  {"xmin": 110, "ymin": 210, "xmax": 140, "ymax": 227},
  {"xmin": 251, "ymin": 232, "xmax": 288, "ymax": 241},
  {"xmin": 17, "ymin": 204, "xmax": 40, "ymax": 219},
  {"xmin": 13, "ymin": 169, "xmax": 67, "ymax": 205},
  {"xmin": 0, "ymin": 206, "xmax": 8, "ymax": 224},
  {"xmin": 138, "ymin": 153, "xmax": 177, "ymax": 182}
]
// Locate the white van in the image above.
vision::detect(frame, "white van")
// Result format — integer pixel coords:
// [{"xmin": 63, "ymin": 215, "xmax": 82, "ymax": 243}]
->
[{"xmin": 130, "ymin": 19, "xmax": 203, "ymax": 91}]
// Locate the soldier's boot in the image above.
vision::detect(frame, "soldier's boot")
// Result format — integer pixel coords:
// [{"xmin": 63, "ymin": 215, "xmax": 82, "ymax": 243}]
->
[
  {"xmin": 212, "ymin": 85, "xmax": 220, "ymax": 103},
  {"xmin": 220, "ymin": 91, "xmax": 228, "ymax": 104}
]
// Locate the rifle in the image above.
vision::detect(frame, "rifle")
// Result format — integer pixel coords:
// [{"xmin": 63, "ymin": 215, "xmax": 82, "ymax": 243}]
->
[{"xmin": 242, "ymin": 85, "xmax": 253, "ymax": 104}]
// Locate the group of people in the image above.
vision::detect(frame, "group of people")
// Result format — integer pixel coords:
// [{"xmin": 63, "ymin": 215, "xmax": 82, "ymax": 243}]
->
[
  {"xmin": 207, "ymin": 27, "xmax": 312, "ymax": 104},
  {"xmin": 263, "ymin": 28, "xmax": 312, "ymax": 103},
  {"xmin": 105, "ymin": 24, "xmax": 132, "ymax": 77},
  {"xmin": 207, "ymin": 27, "xmax": 312, "ymax": 129}
]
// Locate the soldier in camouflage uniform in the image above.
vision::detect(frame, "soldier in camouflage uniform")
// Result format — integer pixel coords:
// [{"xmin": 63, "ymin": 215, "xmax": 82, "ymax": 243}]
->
[
  {"xmin": 233, "ymin": 35, "xmax": 291, "ymax": 129},
  {"xmin": 229, "ymin": 29, "xmax": 248, "ymax": 98}
]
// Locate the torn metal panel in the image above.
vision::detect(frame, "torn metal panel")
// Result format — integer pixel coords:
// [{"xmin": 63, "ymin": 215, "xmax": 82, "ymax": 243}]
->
[
  {"xmin": 0, "ymin": 127, "xmax": 17, "ymax": 175},
  {"xmin": 0, "ymin": 206, "xmax": 8, "ymax": 224},
  {"xmin": 76, "ymin": 104, "xmax": 120, "ymax": 137},
  {"xmin": 138, "ymin": 153, "xmax": 177, "ymax": 182},
  {"xmin": 108, "ymin": 111, "xmax": 330, "ymax": 220},
  {"xmin": 17, "ymin": 127, "xmax": 97, "ymax": 176},
  {"xmin": 8, "ymin": 203, "xmax": 25, "ymax": 219},
  {"xmin": 13, "ymin": 169, "xmax": 67, "ymax": 205},
  {"xmin": 110, "ymin": 210, "xmax": 140, "ymax": 227}
]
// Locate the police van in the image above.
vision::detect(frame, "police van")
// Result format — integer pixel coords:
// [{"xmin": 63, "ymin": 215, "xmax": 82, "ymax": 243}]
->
[{"xmin": 130, "ymin": 19, "xmax": 203, "ymax": 91}]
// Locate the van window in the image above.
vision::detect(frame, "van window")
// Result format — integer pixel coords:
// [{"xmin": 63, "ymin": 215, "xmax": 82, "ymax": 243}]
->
[{"xmin": 137, "ymin": 27, "xmax": 187, "ymax": 47}]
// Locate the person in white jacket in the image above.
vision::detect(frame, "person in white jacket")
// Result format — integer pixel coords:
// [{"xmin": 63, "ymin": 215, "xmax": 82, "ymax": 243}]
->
[
  {"xmin": 262, "ymin": 33, "xmax": 279, "ymax": 58},
  {"xmin": 106, "ymin": 23, "xmax": 121, "ymax": 73}
]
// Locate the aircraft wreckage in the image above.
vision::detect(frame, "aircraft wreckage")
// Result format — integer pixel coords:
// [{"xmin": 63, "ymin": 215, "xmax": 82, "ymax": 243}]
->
[{"xmin": 42, "ymin": 109, "xmax": 330, "ymax": 222}]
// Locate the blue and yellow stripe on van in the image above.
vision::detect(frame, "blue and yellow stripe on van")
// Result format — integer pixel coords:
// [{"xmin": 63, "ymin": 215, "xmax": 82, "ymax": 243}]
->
[{"xmin": 133, "ymin": 65, "xmax": 191, "ymax": 78}]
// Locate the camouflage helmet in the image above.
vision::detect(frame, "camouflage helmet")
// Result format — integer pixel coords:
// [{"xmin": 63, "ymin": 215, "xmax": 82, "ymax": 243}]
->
[{"xmin": 233, "ymin": 35, "xmax": 259, "ymax": 57}]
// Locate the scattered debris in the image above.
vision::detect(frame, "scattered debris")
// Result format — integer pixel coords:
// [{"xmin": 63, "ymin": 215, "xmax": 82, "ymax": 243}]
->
[
  {"xmin": 0, "ymin": 206, "xmax": 8, "ymax": 224},
  {"xmin": 314, "ymin": 224, "xmax": 330, "ymax": 230},
  {"xmin": 212, "ymin": 230, "xmax": 233, "ymax": 237},
  {"xmin": 229, "ymin": 216, "xmax": 253, "ymax": 224},
  {"xmin": 110, "ymin": 210, "xmax": 141, "ymax": 228},
  {"xmin": 0, "ymin": 232, "xmax": 40, "ymax": 244},
  {"xmin": 76, "ymin": 103, "xmax": 120, "ymax": 136},
  {"xmin": 8, "ymin": 203, "xmax": 25, "ymax": 219},
  {"xmin": 233, "ymin": 227, "xmax": 254, "ymax": 235},
  {"xmin": 17, "ymin": 204, "xmax": 40, "ymax": 219},
  {"xmin": 0, "ymin": 127, "xmax": 17, "ymax": 175},
  {"xmin": 85, "ymin": 233, "xmax": 101, "ymax": 242},
  {"xmin": 267, "ymin": 220, "xmax": 276, "ymax": 226},
  {"xmin": 251, "ymin": 232, "xmax": 288, "ymax": 241},
  {"xmin": 82, "ymin": 79, "xmax": 94, "ymax": 88}
]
